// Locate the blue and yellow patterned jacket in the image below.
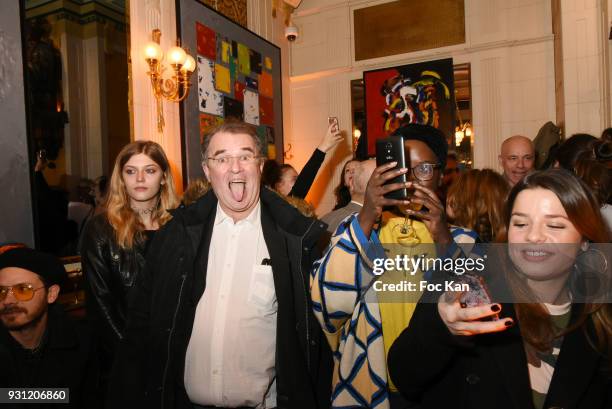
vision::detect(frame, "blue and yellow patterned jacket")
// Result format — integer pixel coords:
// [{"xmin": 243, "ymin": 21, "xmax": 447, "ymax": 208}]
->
[{"xmin": 311, "ymin": 213, "xmax": 478, "ymax": 409}]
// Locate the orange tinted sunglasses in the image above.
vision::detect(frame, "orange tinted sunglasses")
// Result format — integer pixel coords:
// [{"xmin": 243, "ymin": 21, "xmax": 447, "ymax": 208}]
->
[{"xmin": 0, "ymin": 283, "xmax": 45, "ymax": 302}]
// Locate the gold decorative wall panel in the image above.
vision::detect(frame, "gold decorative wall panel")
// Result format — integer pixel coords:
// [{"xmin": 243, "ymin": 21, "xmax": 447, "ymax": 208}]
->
[
  {"xmin": 199, "ymin": 0, "xmax": 247, "ymax": 27},
  {"xmin": 354, "ymin": 0, "xmax": 465, "ymax": 61}
]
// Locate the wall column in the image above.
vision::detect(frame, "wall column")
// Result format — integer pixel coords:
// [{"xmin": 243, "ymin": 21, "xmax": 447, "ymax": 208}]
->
[
  {"xmin": 561, "ymin": 0, "xmax": 609, "ymax": 136},
  {"xmin": 129, "ymin": 0, "xmax": 183, "ymax": 190}
]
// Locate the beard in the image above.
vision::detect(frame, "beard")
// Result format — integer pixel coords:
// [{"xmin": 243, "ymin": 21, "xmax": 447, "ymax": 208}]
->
[{"xmin": 0, "ymin": 305, "xmax": 47, "ymax": 331}]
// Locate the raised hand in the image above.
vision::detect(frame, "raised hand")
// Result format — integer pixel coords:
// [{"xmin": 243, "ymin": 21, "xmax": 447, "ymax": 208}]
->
[
  {"xmin": 357, "ymin": 162, "xmax": 410, "ymax": 237},
  {"xmin": 318, "ymin": 121, "xmax": 344, "ymax": 153}
]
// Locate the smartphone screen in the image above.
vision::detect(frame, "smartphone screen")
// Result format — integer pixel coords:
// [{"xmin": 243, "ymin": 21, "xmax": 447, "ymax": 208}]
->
[
  {"xmin": 375, "ymin": 135, "xmax": 408, "ymax": 199},
  {"xmin": 328, "ymin": 116, "xmax": 339, "ymax": 132}
]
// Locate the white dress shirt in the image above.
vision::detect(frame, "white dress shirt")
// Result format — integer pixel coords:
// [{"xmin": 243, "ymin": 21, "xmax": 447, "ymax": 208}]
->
[{"xmin": 184, "ymin": 202, "xmax": 277, "ymax": 408}]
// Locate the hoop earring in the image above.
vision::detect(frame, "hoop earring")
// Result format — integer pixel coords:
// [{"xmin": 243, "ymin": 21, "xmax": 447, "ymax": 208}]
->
[
  {"xmin": 578, "ymin": 247, "xmax": 609, "ymax": 273},
  {"xmin": 571, "ymin": 247, "xmax": 610, "ymax": 302}
]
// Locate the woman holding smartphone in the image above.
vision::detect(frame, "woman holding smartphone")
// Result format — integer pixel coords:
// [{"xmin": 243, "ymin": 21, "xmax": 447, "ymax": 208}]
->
[
  {"xmin": 388, "ymin": 169, "xmax": 611, "ymax": 409},
  {"xmin": 262, "ymin": 119, "xmax": 343, "ymax": 198},
  {"xmin": 80, "ymin": 141, "xmax": 179, "ymax": 383}
]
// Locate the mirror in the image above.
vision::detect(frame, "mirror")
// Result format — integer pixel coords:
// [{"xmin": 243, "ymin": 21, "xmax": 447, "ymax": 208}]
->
[{"xmin": 22, "ymin": 0, "xmax": 130, "ymax": 256}]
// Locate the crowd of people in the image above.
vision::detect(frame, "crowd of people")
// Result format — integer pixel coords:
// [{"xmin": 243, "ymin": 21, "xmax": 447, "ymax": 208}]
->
[{"xmin": 1, "ymin": 120, "xmax": 611, "ymax": 409}]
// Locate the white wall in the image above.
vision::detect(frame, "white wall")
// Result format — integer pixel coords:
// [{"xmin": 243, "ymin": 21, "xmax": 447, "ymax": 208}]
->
[
  {"xmin": 561, "ymin": 0, "xmax": 609, "ymax": 137},
  {"xmin": 288, "ymin": 0, "xmax": 561, "ymax": 216}
]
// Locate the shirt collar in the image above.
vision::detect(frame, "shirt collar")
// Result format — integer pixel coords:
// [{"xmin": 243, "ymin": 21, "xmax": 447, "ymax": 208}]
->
[{"xmin": 214, "ymin": 200, "xmax": 261, "ymax": 226}]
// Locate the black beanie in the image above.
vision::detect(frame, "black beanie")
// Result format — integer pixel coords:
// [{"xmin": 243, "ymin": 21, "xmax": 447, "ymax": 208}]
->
[
  {"xmin": 392, "ymin": 124, "xmax": 448, "ymax": 168},
  {"xmin": 0, "ymin": 247, "xmax": 67, "ymax": 287}
]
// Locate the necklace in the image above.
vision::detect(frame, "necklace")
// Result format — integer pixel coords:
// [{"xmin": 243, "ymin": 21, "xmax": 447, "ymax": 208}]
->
[
  {"xmin": 131, "ymin": 196, "xmax": 160, "ymax": 215},
  {"xmin": 392, "ymin": 215, "xmax": 421, "ymax": 247},
  {"xmin": 132, "ymin": 205, "xmax": 156, "ymax": 215}
]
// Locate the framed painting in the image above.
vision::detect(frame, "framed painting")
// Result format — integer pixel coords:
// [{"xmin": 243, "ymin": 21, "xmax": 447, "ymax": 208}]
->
[
  {"xmin": 177, "ymin": 0, "xmax": 283, "ymax": 183},
  {"xmin": 363, "ymin": 58, "xmax": 455, "ymax": 156}
]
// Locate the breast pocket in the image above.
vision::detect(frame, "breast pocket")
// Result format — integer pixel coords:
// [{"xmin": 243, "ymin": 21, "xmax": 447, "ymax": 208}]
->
[{"xmin": 247, "ymin": 265, "xmax": 277, "ymax": 313}]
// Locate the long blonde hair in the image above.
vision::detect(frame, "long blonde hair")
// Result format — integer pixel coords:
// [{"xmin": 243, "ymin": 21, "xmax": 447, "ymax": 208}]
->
[{"xmin": 106, "ymin": 141, "xmax": 179, "ymax": 249}]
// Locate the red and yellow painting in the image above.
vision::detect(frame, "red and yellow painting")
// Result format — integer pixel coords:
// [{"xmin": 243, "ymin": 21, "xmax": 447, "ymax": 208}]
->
[{"xmin": 364, "ymin": 58, "xmax": 455, "ymax": 156}]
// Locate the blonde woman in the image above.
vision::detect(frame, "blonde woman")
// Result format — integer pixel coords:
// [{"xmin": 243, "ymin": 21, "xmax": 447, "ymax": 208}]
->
[{"xmin": 80, "ymin": 141, "xmax": 178, "ymax": 371}]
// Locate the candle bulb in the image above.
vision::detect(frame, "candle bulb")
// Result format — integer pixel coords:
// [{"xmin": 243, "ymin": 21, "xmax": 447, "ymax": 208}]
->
[
  {"xmin": 167, "ymin": 46, "xmax": 187, "ymax": 66},
  {"xmin": 181, "ymin": 55, "xmax": 196, "ymax": 73},
  {"xmin": 143, "ymin": 42, "xmax": 162, "ymax": 61},
  {"xmin": 143, "ymin": 29, "xmax": 195, "ymax": 133}
]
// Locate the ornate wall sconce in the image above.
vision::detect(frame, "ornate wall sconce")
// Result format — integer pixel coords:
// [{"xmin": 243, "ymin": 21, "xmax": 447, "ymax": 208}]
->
[{"xmin": 143, "ymin": 29, "xmax": 196, "ymax": 133}]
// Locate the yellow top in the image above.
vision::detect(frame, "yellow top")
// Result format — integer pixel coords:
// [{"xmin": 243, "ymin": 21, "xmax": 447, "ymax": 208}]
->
[{"xmin": 377, "ymin": 213, "xmax": 435, "ymax": 392}]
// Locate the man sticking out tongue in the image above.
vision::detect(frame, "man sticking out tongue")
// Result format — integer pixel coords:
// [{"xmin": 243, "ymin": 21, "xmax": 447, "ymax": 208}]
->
[
  {"xmin": 106, "ymin": 121, "xmax": 332, "ymax": 409},
  {"xmin": 203, "ymin": 134, "xmax": 262, "ymax": 222},
  {"xmin": 229, "ymin": 180, "xmax": 246, "ymax": 203}
]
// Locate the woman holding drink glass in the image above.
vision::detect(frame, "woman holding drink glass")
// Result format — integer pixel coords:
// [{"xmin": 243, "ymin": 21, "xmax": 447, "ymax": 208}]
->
[{"xmin": 388, "ymin": 169, "xmax": 612, "ymax": 409}]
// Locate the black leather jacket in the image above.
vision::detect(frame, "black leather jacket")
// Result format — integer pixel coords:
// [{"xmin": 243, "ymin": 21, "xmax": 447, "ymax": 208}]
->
[
  {"xmin": 107, "ymin": 188, "xmax": 333, "ymax": 409},
  {"xmin": 80, "ymin": 213, "xmax": 148, "ymax": 353}
]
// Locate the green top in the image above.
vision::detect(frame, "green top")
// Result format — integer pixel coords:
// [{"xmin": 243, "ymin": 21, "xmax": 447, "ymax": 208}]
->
[{"xmin": 525, "ymin": 302, "xmax": 572, "ymax": 409}]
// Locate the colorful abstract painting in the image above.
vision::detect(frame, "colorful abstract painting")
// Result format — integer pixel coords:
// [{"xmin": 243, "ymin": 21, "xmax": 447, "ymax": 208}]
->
[
  {"xmin": 264, "ymin": 56, "xmax": 272, "ymax": 71},
  {"xmin": 237, "ymin": 43, "xmax": 251, "ymax": 76},
  {"xmin": 259, "ymin": 95, "xmax": 274, "ymax": 126},
  {"xmin": 259, "ymin": 71, "xmax": 273, "ymax": 98},
  {"xmin": 199, "ymin": 113, "xmax": 224, "ymax": 145},
  {"xmin": 181, "ymin": 0, "xmax": 282, "ymax": 182},
  {"xmin": 220, "ymin": 40, "xmax": 231, "ymax": 64},
  {"xmin": 256, "ymin": 126, "xmax": 276, "ymax": 159},
  {"xmin": 249, "ymin": 49, "xmax": 262, "ymax": 74},
  {"xmin": 214, "ymin": 64, "xmax": 231, "ymax": 94},
  {"xmin": 229, "ymin": 56, "xmax": 238, "ymax": 81},
  {"xmin": 197, "ymin": 56, "xmax": 223, "ymax": 116},
  {"xmin": 364, "ymin": 58, "xmax": 454, "ymax": 155},
  {"xmin": 234, "ymin": 81, "xmax": 246, "ymax": 102},
  {"xmin": 245, "ymin": 77, "xmax": 258, "ymax": 91},
  {"xmin": 224, "ymin": 97, "xmax": 244, "ymax": 121},
  {"xmin": 196, "ymin": 22, "xmax": 216, "ymax": 60},
  {"xmin": 244, "ymin": 89, "xmax": 259, "ymax": 125}
]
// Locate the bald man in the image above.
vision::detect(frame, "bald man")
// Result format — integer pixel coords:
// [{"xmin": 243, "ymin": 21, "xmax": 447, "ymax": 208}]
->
[{"xmin": 498, "ymin": 135, "xmax": 535, "ymax": 187}]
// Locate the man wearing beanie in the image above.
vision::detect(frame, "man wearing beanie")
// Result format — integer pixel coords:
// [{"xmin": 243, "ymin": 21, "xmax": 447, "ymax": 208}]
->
[
  {"xmin": 0, "ymin": 247, "xmax": 99, "ymax": 409},
  {"xmin": 311, "ymin": 124, "xmax": 478, "ymax": 409}
]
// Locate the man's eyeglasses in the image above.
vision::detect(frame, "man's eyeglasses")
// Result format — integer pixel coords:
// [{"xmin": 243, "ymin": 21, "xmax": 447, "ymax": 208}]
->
[
  {"xmin": 206, "ymin": 154, "xmax": 261, "ymax": 167},
  {"xmin": 0, "ymin": 283, "xmax": 45, "ymax": 302},
  {"xmin": 411, "ymin": 162, "xmax": 441, "ymax": 181}
]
